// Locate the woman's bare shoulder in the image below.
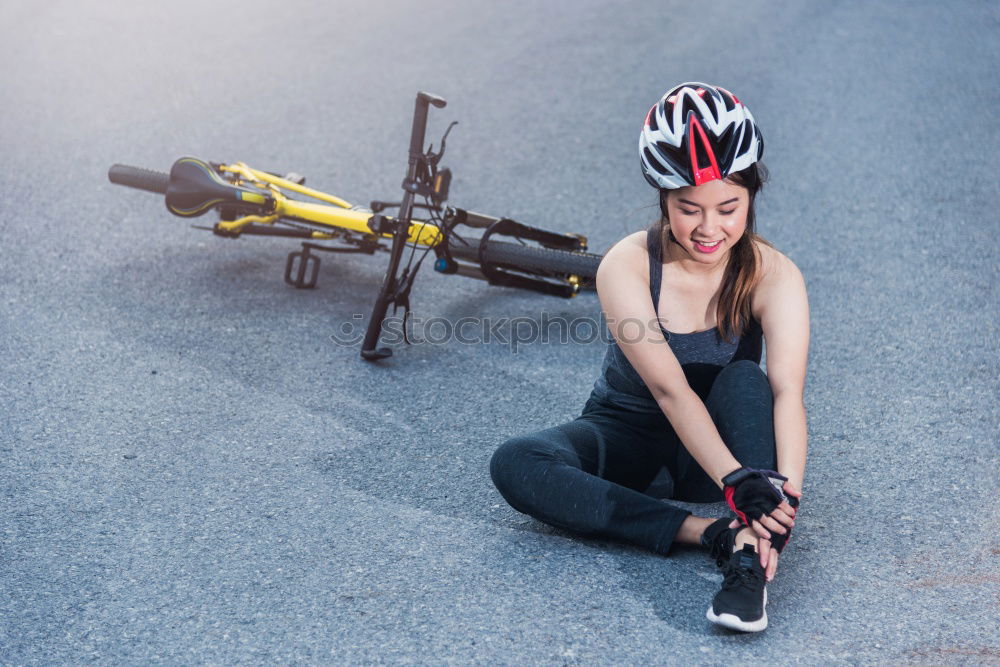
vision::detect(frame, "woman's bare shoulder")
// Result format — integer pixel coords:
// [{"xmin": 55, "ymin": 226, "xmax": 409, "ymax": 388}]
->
[
  {"xmin": 598, "ymin": 230, "xmax": 649, "ymax": 273},
  {"xmin": 596, "ymin": 229, "xmax": 652, "ymax": 299},
  {"xmin": 754, "ymin": 240, "xmax": 801, "ymax": 285},
  {"xmin": 751, "ymin": 240, "xmax": 807, "ymax": 319}
]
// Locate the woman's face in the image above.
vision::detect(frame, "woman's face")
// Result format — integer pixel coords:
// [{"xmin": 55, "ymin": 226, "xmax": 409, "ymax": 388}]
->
[{"xmin": 663, "ymin": 178, "xmax": 749, "ymax": 270}]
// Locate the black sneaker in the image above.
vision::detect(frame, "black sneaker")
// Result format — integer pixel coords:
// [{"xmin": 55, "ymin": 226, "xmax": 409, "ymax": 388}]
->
[
  {"xmin": 706, "ymin": 543, "xmax": 768, "ymax": 632},
  {"xmin": 700, "ymin": 517, "xmax": 740, "ymax": 568}
]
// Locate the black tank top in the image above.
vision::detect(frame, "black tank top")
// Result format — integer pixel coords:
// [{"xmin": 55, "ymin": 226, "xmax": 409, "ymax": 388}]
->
[{"xmin": 589, "ymin": 225, "xmax": 763, "ymax": 411}]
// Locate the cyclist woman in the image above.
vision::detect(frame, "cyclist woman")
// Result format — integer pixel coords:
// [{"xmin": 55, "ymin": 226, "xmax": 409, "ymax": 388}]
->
[{"xmin": 489, "ymin": 82, "xmax": 809, "ymax": 632}]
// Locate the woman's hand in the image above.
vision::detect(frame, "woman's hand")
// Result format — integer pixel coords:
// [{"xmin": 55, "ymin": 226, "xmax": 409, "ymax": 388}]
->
[
  {"xmin": 721, "ymin": 467, "xmax": 797, "ymax": 539},
  {"xmin": 764, "ymin": 547, "xmax": 779, "ymax": 581},
  {"xmin": 747, "ymin": 505, "xmax": 794, "ymax": 540},
  {"xmin": 781, "ymin": 479, "xmax": 802, "ymax": 505},
  {"xmin": 726, "ymin": 518, "xmax": 783, "ymax": 581},
  {"xmin": 741, "ymin": 480, "xmax": 803, "ymax": 581},
  {"xmin": 749, "ymin": 479, "xmax": 801, "ymax": 541},
  {"xmin": 727, "ymin": 518, "xmax": 780, "ymax": 581}
]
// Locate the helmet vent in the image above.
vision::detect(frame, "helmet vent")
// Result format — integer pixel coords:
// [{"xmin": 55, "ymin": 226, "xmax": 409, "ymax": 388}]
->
[
  {"xmin": 691, "ymin": 127, "xmax": 714, "ymax": 169},
  {"xmin": 716, "ymin": 124, "xmax": 738, "ymax": 172},
  {"xmin": 679, "ymin": 95, "xmax": 702, "ymax": 124},
  {"xmin": 737, "ymin": 119, "xmax": 754, "ymax": 156},
  {"xmin": 687, "ymin": 114, "xmax": 722, "ymax": 185},
  {"xmin": 643, "ymin": 146, "xmax": 668, "ymax": 175},
  {"xmin": 704, "ymin": 96, "xmax": 719, "ymax": 124},
  {"xmin": 652, "ymin": 141, "xmax": 686, "ymax": 174}
]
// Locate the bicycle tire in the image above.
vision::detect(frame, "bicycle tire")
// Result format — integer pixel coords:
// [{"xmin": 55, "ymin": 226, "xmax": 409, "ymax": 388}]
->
[
  {"xmin": 108, "ymin": 164, "xmax": 170, "ymax": 195},
  {"xmin": 447, "ymin": 236, "xmax": 601, "ymax": 291}
]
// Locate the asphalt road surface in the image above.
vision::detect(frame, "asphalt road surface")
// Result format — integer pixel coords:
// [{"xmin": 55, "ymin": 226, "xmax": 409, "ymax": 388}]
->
[{"xmin": 2, "ymin": 1, "xmax": 998, "ymax": 663}]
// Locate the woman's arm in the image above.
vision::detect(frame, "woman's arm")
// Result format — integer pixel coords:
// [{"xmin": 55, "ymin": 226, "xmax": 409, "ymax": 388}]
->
[
  {"xmin": 774, "ymin": 395, "xmax": 807, "ymax": 490},
  {"xmin": 654, "ymin": 391, "xmax": 742, "ymax": 487},
  {"xmin": 755, "ymin": 252, "xmax": 811, "ymax": 490},
  {"xmin": 747, "ymin": 251, "xmax": 810, "ymax": 578}
]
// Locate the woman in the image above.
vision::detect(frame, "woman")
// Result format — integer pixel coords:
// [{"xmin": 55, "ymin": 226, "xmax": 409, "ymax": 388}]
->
[{"xmin": 489, "ymin": 82, "xmax": 809, "ymax": 632}]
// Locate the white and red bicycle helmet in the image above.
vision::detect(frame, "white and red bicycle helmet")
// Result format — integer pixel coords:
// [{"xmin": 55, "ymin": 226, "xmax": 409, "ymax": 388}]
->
[{"xmin": 639, "ymin": 82, "xmax": 763, "ymax": 190}]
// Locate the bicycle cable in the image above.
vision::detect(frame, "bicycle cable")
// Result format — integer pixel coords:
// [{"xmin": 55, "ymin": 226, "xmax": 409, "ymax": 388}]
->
[
  {"xmin": 382, "ymin": 194, "xmax": 450, "ymax": 344},
  {"xmin": 400, "ymin": 194, "xmax": 446, "ymax": 275}
]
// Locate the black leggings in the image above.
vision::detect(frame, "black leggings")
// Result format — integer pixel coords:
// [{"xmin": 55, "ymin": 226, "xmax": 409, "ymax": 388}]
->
[{"xmin": 488, "ymin": 360, "xmax": 777, "ymax": 556}]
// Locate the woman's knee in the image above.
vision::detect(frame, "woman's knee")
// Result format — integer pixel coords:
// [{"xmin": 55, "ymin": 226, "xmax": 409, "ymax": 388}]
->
[
  {"xmin": 716, "ymin": 359, "xmax": 769, "ymax": 389},
  {"xmin": 489, "ymin": 436, "xmax": 564, "ymax": 501},
  {"xmin": 708, "ymin": 360, "xmax": 772, "ymax": 408},
  {"xmin": 489, "ymin": 438, "xmax": 521, "ymax": 497},
  {"xmin": 706, "ymin": 360, "xmax": 777, "ymax": 468}
]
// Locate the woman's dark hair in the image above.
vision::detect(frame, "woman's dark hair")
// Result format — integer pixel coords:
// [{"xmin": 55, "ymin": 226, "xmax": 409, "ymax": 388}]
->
[{"xmin": 656, "ymin": 161, "xmax": 774, "ymax": 342}]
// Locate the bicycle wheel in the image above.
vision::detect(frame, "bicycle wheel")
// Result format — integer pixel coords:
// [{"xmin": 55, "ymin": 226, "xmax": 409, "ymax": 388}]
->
[
  {"xmin": 108, "ymin": 164, "xmax": 169, "ymax": 194},
  {"xmin": 447, "ymin": 236, "xmax": 601, "ymax": 291}
]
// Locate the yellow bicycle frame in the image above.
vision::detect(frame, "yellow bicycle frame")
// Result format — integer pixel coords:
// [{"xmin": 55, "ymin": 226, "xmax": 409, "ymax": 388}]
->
[{"xmin": 213, "ymin": 162, "xmax": 444, "ymax": 247}]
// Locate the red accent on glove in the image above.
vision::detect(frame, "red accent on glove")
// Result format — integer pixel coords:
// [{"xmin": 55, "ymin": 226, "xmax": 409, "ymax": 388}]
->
[{"xmin": 724, "ymin": 485, "xmax": 749, "ymax": 526}]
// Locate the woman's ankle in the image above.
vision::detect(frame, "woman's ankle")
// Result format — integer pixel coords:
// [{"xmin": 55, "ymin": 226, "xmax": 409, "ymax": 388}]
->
[{"xmin": 676, "ymin": 516, "xmax": 715, "ymax": 545}]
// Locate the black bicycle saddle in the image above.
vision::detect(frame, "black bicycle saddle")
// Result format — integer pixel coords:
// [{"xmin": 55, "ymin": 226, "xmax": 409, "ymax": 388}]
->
[{"xmin": 165, "ymin": 157, "xmax": 267, "ymax": 217}]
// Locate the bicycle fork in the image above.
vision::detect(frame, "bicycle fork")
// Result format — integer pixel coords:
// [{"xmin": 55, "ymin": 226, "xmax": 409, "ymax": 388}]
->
[{"xmin": 360, "ymin": 91, "xmax": 446, "ymax": 361}]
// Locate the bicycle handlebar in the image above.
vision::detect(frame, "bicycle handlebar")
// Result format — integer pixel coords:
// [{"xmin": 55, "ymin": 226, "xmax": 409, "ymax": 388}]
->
[
  {"xmin": 419, "ymin": 92, "xmax": 447, "ymax": 108},
  {"xmin": 409, "ymin": 91, "xmax": 447, "ymax": 158}
]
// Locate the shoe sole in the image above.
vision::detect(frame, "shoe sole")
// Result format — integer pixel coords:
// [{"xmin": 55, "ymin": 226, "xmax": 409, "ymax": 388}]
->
[{"xmin": 706, "ymin": 588, "xmax": 768, "ymax": 632}]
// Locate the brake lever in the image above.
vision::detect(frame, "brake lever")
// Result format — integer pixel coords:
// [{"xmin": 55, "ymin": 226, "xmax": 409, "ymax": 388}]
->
[{"xmin": 426, "ymin": 121, "xmax": 458, "ymax": 166}]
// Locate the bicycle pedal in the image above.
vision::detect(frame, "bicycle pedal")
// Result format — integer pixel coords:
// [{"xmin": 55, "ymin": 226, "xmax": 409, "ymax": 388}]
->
[{"xmin": 284, "ymin": 249, "xmax": 320, "ymax": 288}]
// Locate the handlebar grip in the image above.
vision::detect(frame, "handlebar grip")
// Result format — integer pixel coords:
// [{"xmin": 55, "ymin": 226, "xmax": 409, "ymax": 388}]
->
[
  {"xmin": 108, "ymin": 164, "xmax": 169, "ymax": 194},
  {"xmin": 418, "ymin": 91, "xmax": 447, "ymax": 109},
  {"xmin": 408, "ymin": 91, "xmax": 447, "ymax": 157}
]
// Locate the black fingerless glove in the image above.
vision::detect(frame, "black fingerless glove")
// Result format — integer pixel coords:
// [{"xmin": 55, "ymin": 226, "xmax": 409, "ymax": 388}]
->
[
  {"xmin": 722, "ymin": 467, "xmax": 799, "ymax": 552},
  {"xmin": 769, "ymin": 523, "xmax": 793, "ymax": 553}
]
